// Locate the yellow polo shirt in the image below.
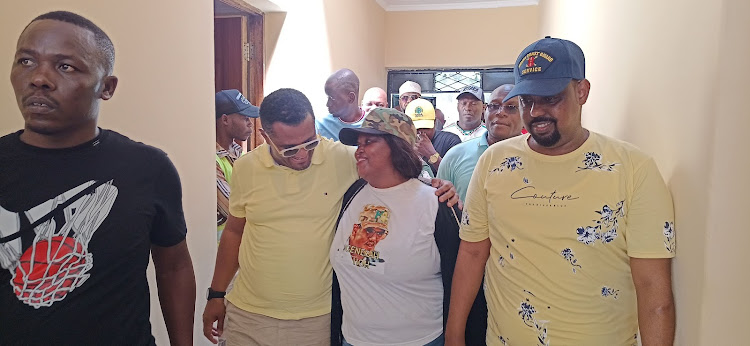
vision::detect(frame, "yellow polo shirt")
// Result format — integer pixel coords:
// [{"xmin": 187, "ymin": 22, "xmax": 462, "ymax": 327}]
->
[{"xmin": 227, "ymin": 138, "xmax": 358, "ymax": 320}]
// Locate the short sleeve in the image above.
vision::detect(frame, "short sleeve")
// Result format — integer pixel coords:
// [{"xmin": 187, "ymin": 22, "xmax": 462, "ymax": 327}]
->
[
  {"xmin": 459, "ymin": 151, "xmax": 490, "ymax": 242},
  {"xmin": 449, "ymin": 135, "xmax": 462, "ymax": 150},
  {"xmin": 228, "ymin": 158, "xmax": 247, "ymax": 218},
  {"xmin": 625, "ymin": 157, "xmax": 675, "ymax": 258},
  {"xmin": 436, "ymin": 149, "xmax": 456, "ymax": 183},
  {"xmin": 150, "ymin": 155, "xmax": 188, "ymax": 247}
]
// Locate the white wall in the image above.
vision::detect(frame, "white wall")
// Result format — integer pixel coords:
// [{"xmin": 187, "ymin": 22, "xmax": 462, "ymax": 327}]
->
[
  {"xmin": 699, "ymin": 0, "xmax": 750, "ymax": 342},
  {"xmin": 262, "ymin": 0, "xmax": 387, "ymax": 118},
  {"xmin": 0, "ymin": 3, "xmax": 217, "ymax": 345},
  {"xmin": 385, "ymin": 5, "xmax": 541, "ymax": 68}
]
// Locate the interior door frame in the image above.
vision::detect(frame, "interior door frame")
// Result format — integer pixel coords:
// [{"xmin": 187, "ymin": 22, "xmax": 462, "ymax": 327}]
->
[{"xmin": 215, "ymin": 0, "xmax": 265, "ymax": 149}]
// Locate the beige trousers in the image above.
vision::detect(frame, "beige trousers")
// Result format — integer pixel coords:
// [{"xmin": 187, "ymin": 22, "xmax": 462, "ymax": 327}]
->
[{"xmin": 223, "ymin": 302, "xmax": 330, "ymax": 346}]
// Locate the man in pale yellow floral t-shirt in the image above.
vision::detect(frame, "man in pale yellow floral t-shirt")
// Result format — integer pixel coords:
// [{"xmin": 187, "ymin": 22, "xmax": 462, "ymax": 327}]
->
[{"xmin": 446, "ymin": 37, "xmax": 675, "ymax": 346}]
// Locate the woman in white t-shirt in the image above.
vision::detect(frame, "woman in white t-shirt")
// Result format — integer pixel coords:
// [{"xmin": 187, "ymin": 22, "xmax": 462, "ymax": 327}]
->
[{"xmin": 330, "ymin": 108, "xmax": 486, "ymax": 346}]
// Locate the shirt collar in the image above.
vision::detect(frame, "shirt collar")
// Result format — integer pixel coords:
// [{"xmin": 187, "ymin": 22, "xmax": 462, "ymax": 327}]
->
[
  {"xmin": 216, "ymin": 142, "xmax": 243, "ymax": 159},
  {"xmin": 478, "ymin": 132, "xmax": 490, "ymax": 148}
]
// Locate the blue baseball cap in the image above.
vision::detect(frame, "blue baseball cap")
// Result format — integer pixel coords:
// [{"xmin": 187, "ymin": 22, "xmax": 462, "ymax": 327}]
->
[
  {"xmin": 215, "ymin": 89, "xmax": 259, "ymax": 118},
  {"xmin": 503, "ymin": 36, "xmax": 585, "ymax": 102}
]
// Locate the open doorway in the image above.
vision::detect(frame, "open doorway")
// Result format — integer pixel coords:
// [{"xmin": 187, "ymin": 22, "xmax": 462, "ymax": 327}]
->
[{"xmin": 214, "ymin": 0, "xmax": 264, "ymax": 149}]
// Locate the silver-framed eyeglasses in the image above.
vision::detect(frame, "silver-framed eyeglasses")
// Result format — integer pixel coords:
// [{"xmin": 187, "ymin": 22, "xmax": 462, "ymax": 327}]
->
[
  {"xmin": 267, "ymin": 136, "xmax": 320, "ymax": 157},
  {"xmin": 486, "ymin": 103, "xmax": 519, "ymax": 114}
]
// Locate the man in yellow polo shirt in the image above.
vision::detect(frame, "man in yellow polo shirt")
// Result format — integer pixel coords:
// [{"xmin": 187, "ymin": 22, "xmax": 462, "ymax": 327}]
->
[{"xmin": 202, "ymin": 88, "xmax": 458, "ymax": 345}]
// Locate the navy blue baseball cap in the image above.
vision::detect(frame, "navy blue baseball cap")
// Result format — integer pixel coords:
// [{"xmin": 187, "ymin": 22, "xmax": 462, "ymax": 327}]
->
[
  {"xmin": 504, "ymin": 36, "xmax": 585, "ymax": 102},
  {"xmin": 215, "ymin": 89, "xmax": 259, "ymax": 118}
]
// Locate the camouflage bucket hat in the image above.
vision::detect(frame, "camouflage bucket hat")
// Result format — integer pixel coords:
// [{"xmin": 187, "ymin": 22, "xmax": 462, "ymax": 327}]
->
[{"xmin": 339, "ymin": 108, "xmax": 417, "ymax": 146}]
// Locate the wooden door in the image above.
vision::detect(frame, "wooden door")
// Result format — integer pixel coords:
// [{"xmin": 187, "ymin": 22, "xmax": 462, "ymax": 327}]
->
[
  {"xmin": 214, "ymin": 17, "xmax": 244, "ymax": 93},
  {"xmin": 214, "ymin": 0, "xmax": 264, "ymax": 149}
]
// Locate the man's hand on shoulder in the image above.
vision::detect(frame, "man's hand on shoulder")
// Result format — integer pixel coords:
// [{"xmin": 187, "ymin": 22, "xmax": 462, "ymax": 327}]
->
[{"xmin": 431, "ymin": 178, "xmax": 461, "ymax": 208}]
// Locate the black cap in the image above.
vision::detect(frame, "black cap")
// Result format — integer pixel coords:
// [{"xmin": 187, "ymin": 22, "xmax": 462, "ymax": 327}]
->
[{"xmin": 215, "ymin": 89, "xmax": 259, "ymax": 118}]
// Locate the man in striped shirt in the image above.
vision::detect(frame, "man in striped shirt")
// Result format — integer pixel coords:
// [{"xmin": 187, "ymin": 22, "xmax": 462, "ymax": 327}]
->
[{"xmin": 215, "ymin": 89, "xmax": 258, "ymax": 241}]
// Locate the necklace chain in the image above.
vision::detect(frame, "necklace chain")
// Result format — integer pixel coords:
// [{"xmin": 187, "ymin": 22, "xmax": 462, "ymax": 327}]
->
[{"xmin": 457, "ymin": 124, "xmax": 481, "ymax": 136}]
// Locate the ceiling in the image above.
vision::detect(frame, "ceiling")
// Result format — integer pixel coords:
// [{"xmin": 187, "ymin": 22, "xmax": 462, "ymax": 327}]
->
[
  {"xmin": 374, "ymin": 0, "xmax": 538, "ymax": 11},
  {"xmin": 237, "ymin": 0, "xmax": 538, "ymax": 13}
]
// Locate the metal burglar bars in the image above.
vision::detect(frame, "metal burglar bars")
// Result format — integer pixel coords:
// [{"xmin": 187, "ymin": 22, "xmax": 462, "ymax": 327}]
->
[
  {"xmin": 386, "ymin": 68, "xmax": 515, "ymax": 125},
  {"xmin": 387, "ymin": 68, "xmax": 514, "ymax": 97},
  {"xmin": 434, "ymin": 71, "xmax": 481, "ymax": 92}
]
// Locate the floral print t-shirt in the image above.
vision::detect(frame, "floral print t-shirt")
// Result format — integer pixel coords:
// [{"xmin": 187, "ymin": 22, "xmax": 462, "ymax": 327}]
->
[{"xmin": 460, "ymin": 131, "xmax": 675, "ymax": 345}]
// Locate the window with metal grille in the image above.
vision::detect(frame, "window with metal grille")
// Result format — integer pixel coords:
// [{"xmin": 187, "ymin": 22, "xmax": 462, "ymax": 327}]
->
[
  {"xmin": 434, "ymin": 71, "xmax": 481, "ymax": 92},
  {"xmin": 386, "ymin": 68, "xmax": 514, "ymax": 128}
]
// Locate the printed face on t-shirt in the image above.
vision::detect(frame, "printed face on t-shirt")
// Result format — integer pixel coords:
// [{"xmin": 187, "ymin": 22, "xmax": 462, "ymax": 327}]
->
[
  {"xmin": 350, "ymin": 226, "xmax": 387, "ymax": 252},
  {"xmin": 346, "ymin": 204, "xmax": 390, "ymax": 266}
]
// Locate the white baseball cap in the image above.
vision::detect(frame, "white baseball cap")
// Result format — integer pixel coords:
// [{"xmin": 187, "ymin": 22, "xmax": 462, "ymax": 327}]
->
[
  {"xmin": 399, "ymin": 81, "xmax": 422, "ymax": 96},
  {"xmin": 456, "ymin": 85, "xmax": 484, "ymax": 102}
]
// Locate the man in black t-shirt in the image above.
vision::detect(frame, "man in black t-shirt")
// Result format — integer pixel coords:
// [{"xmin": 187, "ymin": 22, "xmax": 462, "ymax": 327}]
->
[
  {"xmin": 405, "ymin": 98, "xmax": 462, "ymax": 175},
  {"xmin": 0, "ymin": 11, "xmax": 196, "ymax": 345}
]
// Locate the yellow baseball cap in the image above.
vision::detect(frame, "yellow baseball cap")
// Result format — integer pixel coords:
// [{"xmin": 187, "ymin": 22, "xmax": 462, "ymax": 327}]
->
[{"xmin": 404, "ymin": 98, "xmax": 435, "ymax": 129}]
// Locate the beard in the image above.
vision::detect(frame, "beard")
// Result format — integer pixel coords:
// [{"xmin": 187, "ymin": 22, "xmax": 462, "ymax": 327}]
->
[{"xmin": 528, "ymin": 117, "xmax": 561, "ymax": 147}]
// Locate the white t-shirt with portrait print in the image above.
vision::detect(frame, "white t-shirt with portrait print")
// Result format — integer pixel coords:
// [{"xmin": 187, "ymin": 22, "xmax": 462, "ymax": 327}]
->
[{"xmin": 330, "ymin": 178, "xmax": 443, "ymax": 346}]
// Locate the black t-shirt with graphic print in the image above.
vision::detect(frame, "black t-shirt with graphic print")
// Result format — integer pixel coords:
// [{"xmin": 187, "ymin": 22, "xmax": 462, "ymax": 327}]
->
[{"xmin": 0, "ymin": 129, "xmax": 187, "ymax": 345}]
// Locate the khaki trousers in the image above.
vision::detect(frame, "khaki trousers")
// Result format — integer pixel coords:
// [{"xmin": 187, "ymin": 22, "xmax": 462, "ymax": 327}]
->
[{"xmin": 223, "ymin": 302, "xmax": 330, "ymax": 346}]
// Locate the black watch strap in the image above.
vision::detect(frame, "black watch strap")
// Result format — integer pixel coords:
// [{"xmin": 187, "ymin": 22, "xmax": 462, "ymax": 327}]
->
[{"xmin": 206, "ymin": 288, "xmax": 226, "ymax": 300}]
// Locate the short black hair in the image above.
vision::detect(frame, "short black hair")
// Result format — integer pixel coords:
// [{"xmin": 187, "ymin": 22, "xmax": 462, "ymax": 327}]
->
[
  {"xmin": 27, "ymin": 11, "xmax": 115, "ymax": 74},
  {"xmin": 384, "ymin": 135, "xmax": 422, "ymax": 179},
  {"xmin": 260, "ymin": 88, "xmax": 314, "ymax": 133}
]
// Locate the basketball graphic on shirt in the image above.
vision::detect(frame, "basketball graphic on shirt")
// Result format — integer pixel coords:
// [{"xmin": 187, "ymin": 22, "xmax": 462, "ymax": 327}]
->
[
  {"xmin": 346, "ymin": 204, "xmax": 390, "ymax": 268},
  {"xmin": 0, "ymin": 180, "xmax": 118, "ymax": 309},
  {"xmin": 12, "ymin": 236, "xmax": 91, "ymax": 305}
]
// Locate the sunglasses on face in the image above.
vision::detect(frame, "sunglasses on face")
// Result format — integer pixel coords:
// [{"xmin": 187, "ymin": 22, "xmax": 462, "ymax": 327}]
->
[
  {"xmin": 364, "ymin": 227, "xmax": 388, "ymax": 238},
  {"xmin": 267, "ymin": 136, "xmax": 320, "ymax": 157},
  {"xmin": 486, "ymin": 103, "xmax": 519, "ymax": 114},
  {"xmin": 400, "ymin": 94, "xmax": 420, "ymax": 102}
]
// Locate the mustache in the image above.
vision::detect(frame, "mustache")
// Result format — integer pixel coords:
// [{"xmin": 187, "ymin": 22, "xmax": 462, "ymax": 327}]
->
[{"xmin": 529, "ymin": 117, "xmax": 557, "ymax": 126}]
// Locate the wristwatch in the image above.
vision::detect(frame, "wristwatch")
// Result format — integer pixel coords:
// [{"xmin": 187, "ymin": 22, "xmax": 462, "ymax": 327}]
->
[
  {"xmin": 206, "ymin": 288, "xmax": 226, "ymax": 300},
  {"xmin": 428, "ymin": 152, "xmax": 440, "ymax": 164}
]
